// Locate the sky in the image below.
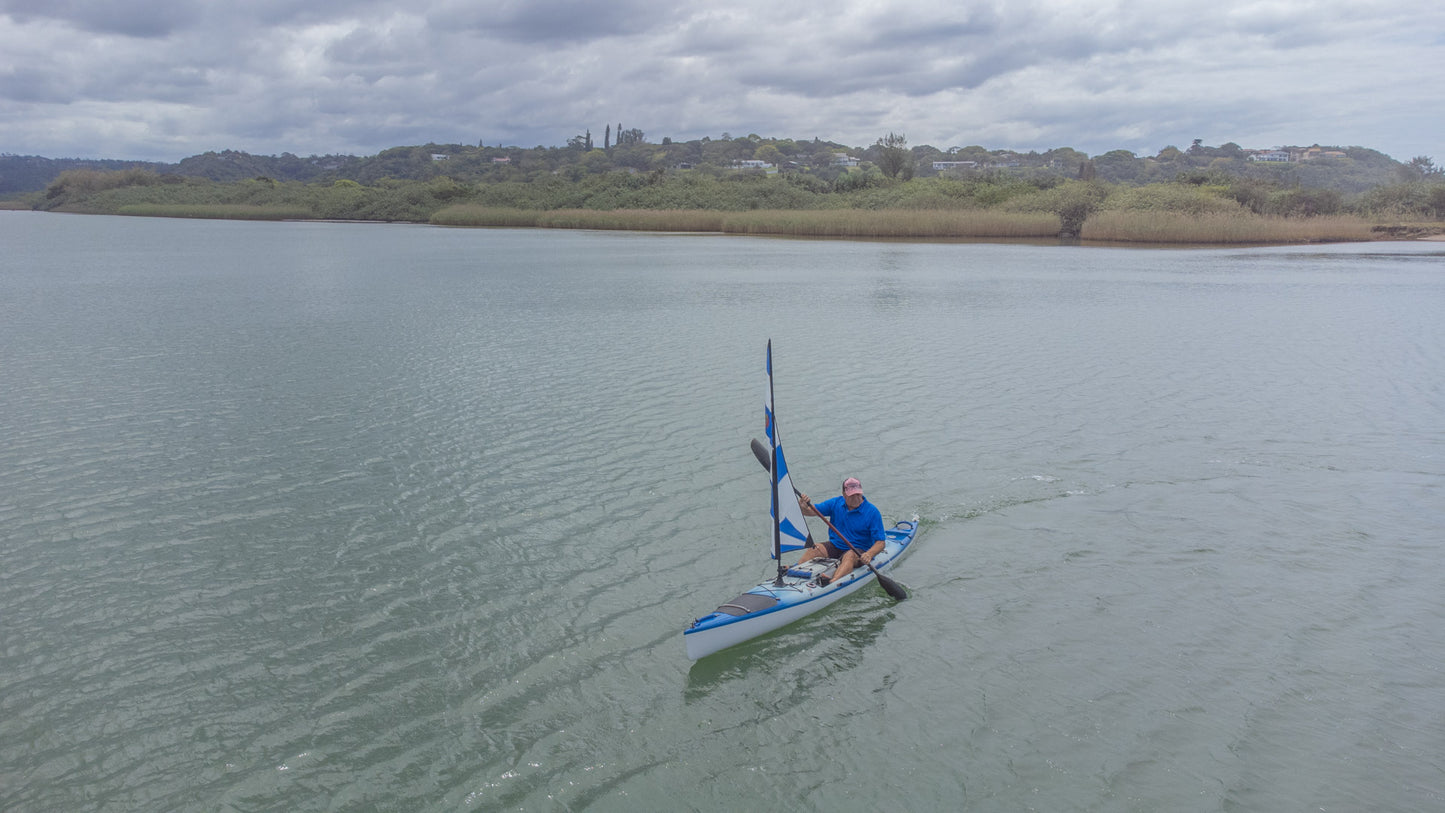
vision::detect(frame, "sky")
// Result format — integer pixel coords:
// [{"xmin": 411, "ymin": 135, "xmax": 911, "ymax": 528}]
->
[{"xmin": 2, "ymin": 0, "xmax": 1442, "ymax": 164}]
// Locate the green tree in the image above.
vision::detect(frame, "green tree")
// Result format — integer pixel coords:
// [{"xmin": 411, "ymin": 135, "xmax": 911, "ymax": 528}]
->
[
  {"xmin": 1044, "ymin": 147, "xmax": 1088, "ymax": 168},
  {"xmin": 754, "ymin": 144, "xmax": 784, "ymax": 167},
  {"xmin": 875, "ymin": 132, "xmax": 912, "ymax": 179},
  {"xmin": 579, "ymin": 149, "xmax": 613, "ymax": 174},
  {"xmin": 1403, "ymin": 155, "xmax": 1441, "ymax": 180},
  {"xmin": 1218, "ymin": 142, "xmax": 1246, "ymax": 160},
  {"xmin": 1429, "ymin": 184, "xmax": 1445, "ymax": 218},
  {"xmin": 1093, "ymin": 150, "xmax": 1141, "ymax": 183}
]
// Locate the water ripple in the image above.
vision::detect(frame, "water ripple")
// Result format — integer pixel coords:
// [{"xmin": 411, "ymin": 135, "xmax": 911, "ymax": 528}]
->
[{"xmin": 4, "ymin": 220, "xmax": 1443, "ymax": 811}]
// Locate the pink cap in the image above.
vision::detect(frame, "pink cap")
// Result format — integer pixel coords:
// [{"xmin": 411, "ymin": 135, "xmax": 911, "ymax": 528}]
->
[{"xmin": 842, "ymin": 477, "xmax": 862, "ymax": 496}]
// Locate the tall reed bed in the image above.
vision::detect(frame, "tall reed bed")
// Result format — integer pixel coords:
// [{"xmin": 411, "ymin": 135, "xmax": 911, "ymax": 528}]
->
[
  {"xmin": 115, "ymin": 203, "xmax": 315, "ymax": 220},
  {"xmin": 431, "ymin": 204, "xmax": 1387, "ymax": 244},
  {"xmin": 721, "ymin": 209, "xmax": 1060, "ymax": 238},
  {"xmin": 432, "ymin": 205, "xmax": 725, "ymax": 231},
  {"xmin": 536, "ymin": 209, "xmax": 727, "ymax": 231},
  {"xmin": 431, "ymin": 206, "xmax": 542, "ymax": 227},
  {"xmin": 1082, "ymin": 211, "xmax": 1377, "ymax": 244},
  {"xmin": 433, "ymin": 205, "xmax": 1060, "ymax": 238}
]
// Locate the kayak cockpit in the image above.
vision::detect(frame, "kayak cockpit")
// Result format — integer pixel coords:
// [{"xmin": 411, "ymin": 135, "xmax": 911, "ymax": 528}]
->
[{"xmin": 785, "ymin": 558, "xmax": 839, "ymax": 581}]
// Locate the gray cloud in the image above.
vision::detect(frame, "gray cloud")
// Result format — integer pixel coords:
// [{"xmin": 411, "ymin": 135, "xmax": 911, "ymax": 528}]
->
[
  {"xmin": 0, "ymin": 0, "xmax": 200, "ymax": 37},
  {"xmin": 434, "ymin": 0, "xmax": 683, "ymax": 43},
  {"xmin": 0, "ymin": 0, "xmax": 1441, "ymax": 162}
]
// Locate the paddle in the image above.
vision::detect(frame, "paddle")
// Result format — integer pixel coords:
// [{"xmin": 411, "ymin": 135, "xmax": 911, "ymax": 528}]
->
[{"xmin": 750, "ymin": 438, "xmax": 908, "ymax": 601}]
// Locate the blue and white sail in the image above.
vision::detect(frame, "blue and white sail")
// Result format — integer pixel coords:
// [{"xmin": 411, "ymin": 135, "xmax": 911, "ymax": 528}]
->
[{"xmin": 765, "ymin": 341, "xmax": 811, "ymax": 558}]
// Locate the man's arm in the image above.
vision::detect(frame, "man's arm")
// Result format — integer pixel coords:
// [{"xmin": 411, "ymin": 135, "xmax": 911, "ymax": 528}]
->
[
  {"xmin": 860, "ymin": 508, "xmax": 886, "ymax": 563},
  {"xmin": 861, "ymin": 539, "xmax": 886, "ymax": 564},
  {"xmin": 797, "ymin": 493, "xmax": 820, "ymax": 517}
]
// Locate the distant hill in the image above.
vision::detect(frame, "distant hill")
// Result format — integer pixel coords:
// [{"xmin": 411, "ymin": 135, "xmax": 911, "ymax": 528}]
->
[
  {"xmin": 170, "ymin": 150, "xmax": 365, "ymax": 183},
  {"xmin": 0, "ymin": 151, "xmax": 367, "ymax": 194},
  {"xmin": 0, "ymin": 155, "xmax": 169, "ymax": 195}
]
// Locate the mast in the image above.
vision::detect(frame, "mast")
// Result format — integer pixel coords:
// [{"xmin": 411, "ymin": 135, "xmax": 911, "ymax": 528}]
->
[{"xmin": 768, "ymin": 341, "xmax": 785, "ymax": 584}]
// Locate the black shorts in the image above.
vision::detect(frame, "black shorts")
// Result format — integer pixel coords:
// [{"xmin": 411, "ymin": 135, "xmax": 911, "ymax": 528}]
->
[{"xmin": 820, "ymin": 541, "xmax": 850, "ymax": 559}]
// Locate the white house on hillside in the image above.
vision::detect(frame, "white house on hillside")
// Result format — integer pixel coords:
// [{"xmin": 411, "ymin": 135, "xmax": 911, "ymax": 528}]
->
[{"xmin": 1249, "ymin": 150, "xmax": 1290, "ymax": 162}]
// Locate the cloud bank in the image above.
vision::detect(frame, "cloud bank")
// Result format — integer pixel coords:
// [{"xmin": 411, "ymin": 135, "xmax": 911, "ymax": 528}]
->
[{"xmin": 2, "ymin": 0, "xmax": 1441, "ymax": 162}]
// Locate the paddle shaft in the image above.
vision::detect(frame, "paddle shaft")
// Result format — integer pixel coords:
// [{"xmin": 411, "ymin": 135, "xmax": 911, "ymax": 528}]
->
[{"xmin": 750, "ymin": 438, "xmax": 907, "ymax": 600}]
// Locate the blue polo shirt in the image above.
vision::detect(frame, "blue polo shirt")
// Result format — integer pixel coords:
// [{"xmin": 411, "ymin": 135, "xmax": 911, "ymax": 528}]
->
[{"xmin": 813, "ymin": 495, "xmax": 885, "ymax": 553}]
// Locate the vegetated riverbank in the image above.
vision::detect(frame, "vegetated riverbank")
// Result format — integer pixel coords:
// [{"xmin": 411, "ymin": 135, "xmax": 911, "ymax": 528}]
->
[
  {"xmin": 23, "ymin": 167, "xmax": 1445, "ymax": 244},
  {"xmin": 19, "ymin": 201, "xmax": 1425, "ymax": 244},
  {"xmin": 428, "ymin": 205, "xmax": 1064, "ymax": 240}
]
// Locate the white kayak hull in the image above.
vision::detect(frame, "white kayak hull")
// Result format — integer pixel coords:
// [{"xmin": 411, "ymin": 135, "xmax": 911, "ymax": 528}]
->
[{"xmin": 683, "ymin": 516, "xmax": 919, "ymax": 660}]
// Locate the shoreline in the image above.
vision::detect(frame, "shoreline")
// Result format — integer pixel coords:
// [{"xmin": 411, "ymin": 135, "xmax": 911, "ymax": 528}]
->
[{"xmin": 10, "ymin": 205, "xmax": 1444, "ymax": 246}]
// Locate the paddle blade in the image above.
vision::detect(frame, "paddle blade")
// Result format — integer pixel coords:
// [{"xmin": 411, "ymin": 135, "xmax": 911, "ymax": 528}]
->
[
  {"xmin": 874, "ymin": 571, "xmax": 909, "ymax": 601},
  {"xmin": 750, "ymin": 437, "xmax": 771, "ymax": 472}
]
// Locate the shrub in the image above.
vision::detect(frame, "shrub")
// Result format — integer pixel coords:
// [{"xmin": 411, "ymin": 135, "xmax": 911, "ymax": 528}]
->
[
  {"xmin": 1267, "ymin": 187, "xmax": 1343, "ymax": 217},
  {"xmin": 43, "ymin": 168, "xmax": 162, "ymax": 207},
  {"xmin": 1102, "ymin": 184, "xmax": 1245, "ymax": 216},
  {"xmin": 1004, "ymin": 180, "xmax": 1109, "ymax": 236}
]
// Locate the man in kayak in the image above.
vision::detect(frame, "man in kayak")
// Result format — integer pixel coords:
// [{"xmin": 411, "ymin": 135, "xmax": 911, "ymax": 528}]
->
[{"xmin": 796, "ymin": 477, "xmax": 886, "ymax": 586}]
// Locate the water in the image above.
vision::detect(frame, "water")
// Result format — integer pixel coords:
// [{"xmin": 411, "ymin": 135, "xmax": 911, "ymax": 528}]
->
[{"xmin": 2, "ymin": 212, "xmax": 1443, "ymax": 811}]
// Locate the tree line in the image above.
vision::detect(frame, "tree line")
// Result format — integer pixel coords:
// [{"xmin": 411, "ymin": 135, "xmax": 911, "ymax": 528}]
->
[
  {"xmin": 6, "ymin": 132, "xmax": 1437, "ymax": 195},
  {"xmin": 13, "ymin": 130, "xmax": 1445, "ymax": 226}
]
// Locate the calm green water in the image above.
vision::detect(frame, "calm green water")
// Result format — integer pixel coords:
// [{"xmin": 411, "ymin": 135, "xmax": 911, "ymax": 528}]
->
[{"xmin": 2, "ymin": 212, "xmax": 1443, "ymax": 811}]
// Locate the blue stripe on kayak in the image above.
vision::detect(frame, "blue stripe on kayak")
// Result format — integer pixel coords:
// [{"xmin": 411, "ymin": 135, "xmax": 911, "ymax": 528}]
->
[{"xmin": 685, "ymin": 525, "xmax": 916, "ymax": 636}]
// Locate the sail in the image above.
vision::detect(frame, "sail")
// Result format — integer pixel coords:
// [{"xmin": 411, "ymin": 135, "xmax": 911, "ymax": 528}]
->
[{"xmin": 765, "ymin": 341, "xmax": 811, "ymax": 558}]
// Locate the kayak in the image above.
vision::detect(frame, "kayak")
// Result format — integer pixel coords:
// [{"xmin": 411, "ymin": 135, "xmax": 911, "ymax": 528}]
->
[{"xmin": 683, "ymin": 515, "xmax": 919, "ymax": 660}]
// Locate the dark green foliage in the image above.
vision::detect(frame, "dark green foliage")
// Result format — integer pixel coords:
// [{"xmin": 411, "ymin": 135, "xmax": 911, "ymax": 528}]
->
[
  {"xmin": 1400, "ymin": 156, "xmax": 1442, "ymax": 181},
  {"xmin": 873, "ymin": 132, "xmax": 912, "ymax": 180},
  {"xmin": 19, "ymin": 135, "xmax": 1443, "ymax": 228},
  {"xmin": 1356, "ymin": 180, "xmax": 1445, "ymax": 217},
  {"xmin": 1267, "ymin": 187, "xmax": 1343, "ymax": 217},
  {"xmin": 1, "ymin": 137, "xmax": 1420, "ymax": 203}
]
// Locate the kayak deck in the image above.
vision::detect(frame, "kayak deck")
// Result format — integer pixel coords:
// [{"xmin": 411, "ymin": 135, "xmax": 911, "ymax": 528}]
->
[{"xmin": 684, "ymin": 516, "xmax": 919, "ymax": 659}]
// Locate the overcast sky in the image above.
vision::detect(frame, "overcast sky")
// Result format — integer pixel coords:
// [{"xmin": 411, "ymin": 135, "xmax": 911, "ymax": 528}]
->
[{"xmin": 2, "ymin": 0, "xmax": 1442, "ymax": 163}]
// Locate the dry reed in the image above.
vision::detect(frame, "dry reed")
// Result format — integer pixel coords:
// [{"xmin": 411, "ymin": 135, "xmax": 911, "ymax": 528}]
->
[
  {"xmin": 436, "ymin": 204, "xmax": 1390, "ymax": 244},
  {"xmin": 116, "ymin": 203, "xmax": 314, "ymax": 220},
  {"xmin": 1083, "ymin": 211, "xmax": 1377, "ymax": 244},
  {"xmin": 433, "ymin": 205, "xmax": 1060, "ymax": 238},
  {"xmin": 721, "ymin": 209, "xmax": 1060, "ymax": 238},
  {"xmin": 432, "ymin": 205, "xmax": 725, "ymax": 231},
  {"xmin": 535, "ymin": 209, "xmax": 727, "ymax": 231}
]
